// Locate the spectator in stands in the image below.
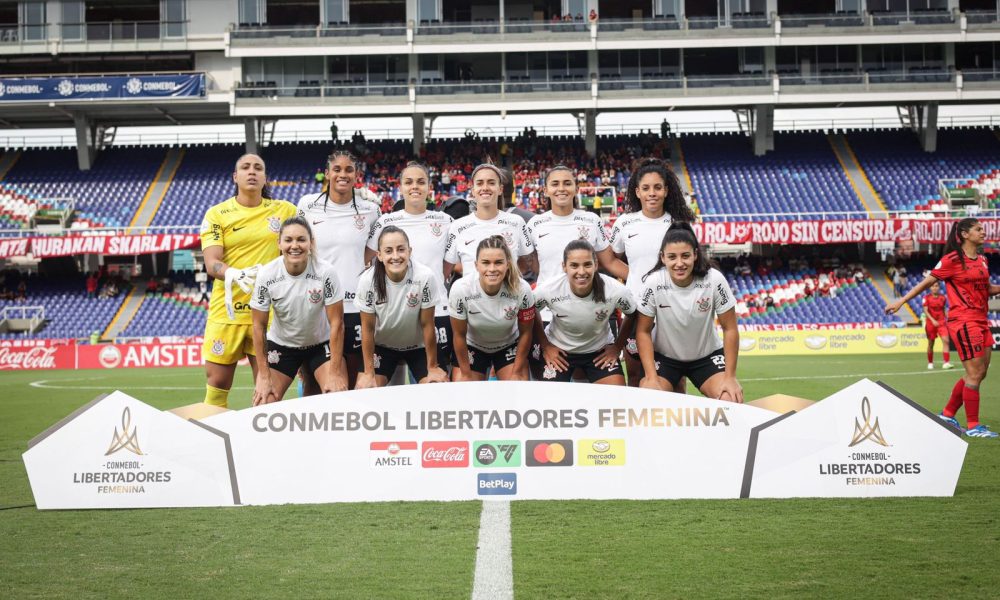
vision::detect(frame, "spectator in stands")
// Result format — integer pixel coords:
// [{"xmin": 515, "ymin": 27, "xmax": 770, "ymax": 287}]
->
[
  {"xmin": 589, "ymin": 8, "xmax": 598, "ymax": 22},
  {"xmin": 661, "ymin": 119, "xmax": 671, "ymax": 138},
  {"xmin": 199, "ymin": 280, "xmax": 210, "ymax": 304},
  {"xmin": 85, "ymin": 272, "xmax": 98, "ymax": 299},
  {"xmin": 763, "ymin": 293, "xmax": 775, "ymax": 309},
  {"xmin": 314, "ymin": 169, "xmax": 325, "ymax": 185},
  {"xmin": 893, "ymin": 267, "xmax": 906, "ymax": 297},
  {"xmin": 146, "ymin": 278, "xmax": 159, "ymax": 294},
  {"xmin": 330, "ymin": 121, "xmax": 338, "ymax": 142},
  {"xmin": 15, "ymin": 280, "xmax": 26, "ymax": 302}
]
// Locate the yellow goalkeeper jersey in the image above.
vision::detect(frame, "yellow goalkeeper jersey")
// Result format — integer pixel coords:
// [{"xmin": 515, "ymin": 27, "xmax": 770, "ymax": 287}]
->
[{"xmin": 200, "ymin": 196, "xmax": 298, "ymax": 325}]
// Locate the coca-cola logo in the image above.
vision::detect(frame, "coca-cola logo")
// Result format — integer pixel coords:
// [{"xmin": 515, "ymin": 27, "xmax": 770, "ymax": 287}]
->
[
  {"xmin": 421, "ymin": 441, "xmax": 469, "ymax": 468},
  {"xmin": 98, "ymin": 345, "xmax": 122, "ymax": 369},
  {"xmin": 0, "ymin": 346, "xmax": 58, "ymax": 370}
]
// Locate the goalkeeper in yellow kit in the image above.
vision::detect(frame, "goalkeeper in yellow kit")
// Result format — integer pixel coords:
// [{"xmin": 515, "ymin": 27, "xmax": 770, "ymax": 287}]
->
[{"xmin": 199, "ymin": 153, "xmax": 297, "ymax": 407}]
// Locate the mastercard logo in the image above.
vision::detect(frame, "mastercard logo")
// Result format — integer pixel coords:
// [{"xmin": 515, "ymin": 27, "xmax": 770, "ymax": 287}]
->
[{"xmin": 525, "ymin": 440, "xmax": 574, "ymax": 467}]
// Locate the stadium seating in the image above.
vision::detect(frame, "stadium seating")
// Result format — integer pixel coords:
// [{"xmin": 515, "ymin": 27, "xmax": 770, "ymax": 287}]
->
[
  {"xmin": 1, "ymin": 147, "xmax": 166, "ymax": 230},
  {"xmin": 119, "ymin": 274, "xmax": 208, "ymax": 337},
  {"xmin": 0, "ymin": 273, "xmax": 128, "ymax": 339},
  {"xmin": 846, "ymin": 128, "xmax": 1000, "ymax": 212},
  {"xmin": 682, "ymin": 132, "xmax": 865, "ymax": 221}
]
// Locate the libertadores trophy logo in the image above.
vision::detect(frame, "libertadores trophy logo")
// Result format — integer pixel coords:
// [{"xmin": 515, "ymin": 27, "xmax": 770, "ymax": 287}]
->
[
  {"xmin": 849, "ymin": 396, "xmax": 889, "ymax": 447},
  {"xmin": 105, "ymin": 407, "xmax": 144, "ymax": 456}
]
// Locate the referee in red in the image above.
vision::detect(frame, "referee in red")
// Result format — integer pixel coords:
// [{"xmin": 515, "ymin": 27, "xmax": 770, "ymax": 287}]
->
[{"xmin": 888, "ymin": 218, "xmax": 999, "ymax": 438}]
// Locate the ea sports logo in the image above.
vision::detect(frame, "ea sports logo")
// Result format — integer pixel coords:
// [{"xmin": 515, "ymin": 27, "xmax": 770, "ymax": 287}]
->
[{"xmin": 99, "ymin": 345, "xmax": 122, "ymax": 369}]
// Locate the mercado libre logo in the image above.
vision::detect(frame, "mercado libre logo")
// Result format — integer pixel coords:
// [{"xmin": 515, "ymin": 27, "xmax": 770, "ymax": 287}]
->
[
  {"xmin": 473, "ymin": 441, "xmax": 521, "ymax": 468},
  {"xmin": 577, "ymin": 439, "xmax": 626, "ymax": 467},
  {"xmin": 105, "ymin": 407, "xmax": 143, "ymax": 456},
  {"xmin": 849, "ymin": 397, "xmax": 889, "ymax": 448},
  {"xmin": 526, "ymin": 440, "xmax": 573, "ymax": 467}
]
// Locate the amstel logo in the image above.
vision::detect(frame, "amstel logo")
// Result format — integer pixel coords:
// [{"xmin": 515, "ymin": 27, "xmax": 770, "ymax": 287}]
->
[
  {"xmin": 105, "ymin": 407, "xmax": 144, "ymax": 456},
  {"xmin": 849, "ymin": 396, "xmax": 889, "ymax": 447}
]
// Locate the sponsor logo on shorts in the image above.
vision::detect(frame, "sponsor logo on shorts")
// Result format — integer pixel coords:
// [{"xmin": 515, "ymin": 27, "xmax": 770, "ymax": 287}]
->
[
  {"xmin": 577, "ymin": 439, "xmax": 626, "ymax": 467},
  {"xmin": 473, "ymin": 441, "xmax": 521, "ymax": 467},
  {"xmin": 370, "ymin": 441, "xmax": 418, "ymax": 468},
  {"xmin": 422, "ymin": 441, "xmax": 469, "ymax": 468},
  {"xmin": 526, "ymin": 440, "xmax": 573, "ymax": 467},
  {"xmin": 477, "ymin": 473, "xmax": 517, "ymax": 495}
]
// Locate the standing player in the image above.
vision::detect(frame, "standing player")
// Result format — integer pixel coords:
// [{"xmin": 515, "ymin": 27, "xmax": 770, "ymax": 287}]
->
[
  {"xmin": 527, "ymin": 165, "xmax": 628, "ymax": 286},
  {"xmin": 532, "ymin": 240, "xmax": 637, "ymax": 385},
  {"xmin": 887, "ymin": 218, "xmax": 999, "ymax": 438},
  {"xmin": 610, "ymin": 157, "xmax": 696, "ymax": 386},
  {"xmin": 635, "ymin": 223, "xmax": 743, "ymax": 402},
  {"xmin": 297, "ymin": 150, "xmax": 381, "ymax": 388},
  {"xmin": 444, "ymin": 163, "xmax": 536, "ymax": 282},
  {"xmin": 922, "ymin": 282, "xmax": 953, "ymax": 370},
  {"xmin": 356, "ymin": 226, "xmax": 448, "ymax": 388},
  {"xmin": 366, "ymin": 162, "xmax": 454, "ymax": 369},
  {"xmin": 200, "ymin": 153, "xmax": 297, "ymax": 408},
  {"xmin": 449, "ymin": 236, "xmax": 535, "ymax": 381},
  {"xmin": 250, "ymin": 217, "xmax": 347, "ymax": 405}
]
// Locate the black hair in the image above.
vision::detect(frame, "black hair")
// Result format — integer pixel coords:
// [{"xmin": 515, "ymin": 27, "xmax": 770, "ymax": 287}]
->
[
  {"xmin": 371, "ymin": 225, "xmax": 409, "ymax": 304},
  {"xmin": 563, "ymin": 239, "xmax": 605, "ymax": 303},
  {"xmin": 233, "ymin": 153, "xmax": 273, "ymax": 199},
  {"xmin": 476, "ymin": 235, "xmax": 521, "ymax": 294},
  {"xmin": 642, "ymin": 222, "xmax": 710, "ymax": 282},
  {"xmin": 943, "ymin": 217, "xmax": 979, "ymax": 270},
  {"xmin": 543, "ymin": 164, "xmax": 579, "ymax": 209},
  {"xmin": 624, "ymin": 157, "xmax": 694, "ymax": 222},
  {"xmin": 400, "ymin": 161, "xmax": 432, "ymax": 208},
  {"xmin": 322, "ymin": 148, "xmax": 362, "ymax": 215}
]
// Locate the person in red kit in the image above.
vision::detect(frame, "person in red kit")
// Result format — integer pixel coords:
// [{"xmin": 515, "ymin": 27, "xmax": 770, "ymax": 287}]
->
[
  {"xmin": 888, "ymin": 218, "xmax": 1000, "ymax": 438},
  {"xmin": 922, "ymin": 281, "xmax": 953, "ymax": 370}
]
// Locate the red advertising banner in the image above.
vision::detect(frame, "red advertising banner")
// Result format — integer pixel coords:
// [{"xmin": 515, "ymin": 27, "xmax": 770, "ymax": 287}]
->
[
  {"xmin": 0, "ymin": 342, "xmax": 76, "ymax": 370},
  {"xmin": 0, "ymin": 233, "xmax": 199, "ymax": 259},
  {"xmin": 76, "ymin": 342, "xmax": 203, "ymax": 370},
  {"xmin": 693, "ymin": 218, "xmax": 1000, "ymax": 245}
]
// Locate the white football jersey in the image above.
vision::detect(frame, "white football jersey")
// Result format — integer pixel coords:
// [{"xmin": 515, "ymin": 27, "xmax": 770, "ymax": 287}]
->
[
  {"xmin": 249, "ymin": 256, "xmax": 343, "ymax": 348},
  {"xmin": 444, "ymin": 212, "xmax": 534, "ymax": 276},
  {"xmin": 527, "ymin": 210, "xmax": 610, "ymax": 287},
  {"xmin": 297, "ymin": 192, "xmax": 381, "ymax": 314},
  {"xmin": 366, "ymin": 209, "xmax": 452, "ymax": 315},
  {"xmin": 448, "ymin": 275, "xmax": 535, "ymax": 352},
  {"xmin": 356, "ymin": 261, "xmax": 442, "ymax": 351},
  {"xmin": 636, "ymin": 268, "xmax": 736, "ymax": 362},
  {"xmin": 609, "ymin": 212, "xmax": 673, "ymax": 294},
  {"xmin": 535, "ymin": 274, "xmax": 636, "ymax": 354}
]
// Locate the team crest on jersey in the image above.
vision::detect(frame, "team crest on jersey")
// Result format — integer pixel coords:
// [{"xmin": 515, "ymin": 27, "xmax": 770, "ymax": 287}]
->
[
  {"xmin": 267, "ymin": 216, "xmax": 281, "ymax": 233},
  {"xmin": 502, "ymin": 230, "xmax": 514, "ymax": 247},
  {"xmin": 211, "ymin": 339, "xmax": 225, "ymax": 356},
  {"xmin": 308, "ymin": 288, "xmax": 322, "ymax": 304},
  {"xmin": 353, "ymin": 214, "xmax": 367, "ymax": 230},
  {"xmin": 406, "ymin": 292, "xmax": 419, "ymax": 307},
  {"xmin": 430, "ymin": 222, "xmax": 443, "ymax": 237},
  {"xmin": 503, "ymin": 305, "xmax": 517, "ymax": 320},
  {"xmin": 267, "ymin": 350, "xmax": 281, "ymax": 364},
  {"xmin": 697, "ymin": 297, "xmax": 712, "ymax": 312},
  {"xmin": 595, "ymin": 309, "xmax": 609, "ymax": 322},
  {"xmin": 578, "ymin": 225, "xmax": 590, "ymax": 240}
]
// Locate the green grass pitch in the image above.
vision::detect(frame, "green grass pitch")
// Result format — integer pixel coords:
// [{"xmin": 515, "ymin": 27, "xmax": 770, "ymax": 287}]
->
[{"xmin": 1, "ymin": 354, "xmax": 998, "ymax": 599}]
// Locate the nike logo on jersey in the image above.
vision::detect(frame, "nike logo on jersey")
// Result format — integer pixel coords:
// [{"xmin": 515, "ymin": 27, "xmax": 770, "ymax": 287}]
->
[
  {"xmin": 658, "ymin": 304, "xmax": 671, "ymax": 308},
  {"xmin": 469, "ymin": 310, "xmax": 482, "ymax": 314},
  {"xmin": 465, "ymin": 240, "xmax": 475, "ymax": 245},
  {"xmin": 312, "ymin": 220, "xmax": 325, "ymax": 225},
  {"xmin": 538, "ymin": 233, "xmax": 551, "ymax": 238},
  {"xmin": 555, "ymin": 314, "xmax": 568, "ymax": 318},
  {"xmin": 628, "ymin": 233, "xmax": 639, "ymax": 238},
  {"xmin": 233, "ymin": 226, "xmax": 245, "ymax": 231}
]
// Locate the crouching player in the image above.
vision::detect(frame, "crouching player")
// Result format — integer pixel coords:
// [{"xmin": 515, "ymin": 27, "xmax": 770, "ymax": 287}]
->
[{"xmin": 250, "ymin": 217, "xmax": 348, "ymax": 405}]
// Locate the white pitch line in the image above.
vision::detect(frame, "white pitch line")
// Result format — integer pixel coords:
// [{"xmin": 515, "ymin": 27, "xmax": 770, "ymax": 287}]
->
[{"xmin": 471, "ymin": 500, "xmax": 513, "ymax": 600}]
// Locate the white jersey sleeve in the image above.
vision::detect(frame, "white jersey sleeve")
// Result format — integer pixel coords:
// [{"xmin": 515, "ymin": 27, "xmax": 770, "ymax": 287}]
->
[{"xmin": 711, "ymin": 269, "xmax": 737, "ymax": 315}]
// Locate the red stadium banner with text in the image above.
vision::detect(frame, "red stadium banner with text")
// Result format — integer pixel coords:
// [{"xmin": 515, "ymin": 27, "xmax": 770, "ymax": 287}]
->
[
  {"xmin": 0, "ymin": 339, "xmax": 76, "ymax": 370},
  {"xmin": 76, "ymin": 342, "xmax": 203, "ymax": 370},
  {"xmin": 693, "ymin": 219, "xmax": 1000, "ymax": 245},
  {"xmin": 0, "ymin": 234, "xmax": 199, "ymax": 259}
]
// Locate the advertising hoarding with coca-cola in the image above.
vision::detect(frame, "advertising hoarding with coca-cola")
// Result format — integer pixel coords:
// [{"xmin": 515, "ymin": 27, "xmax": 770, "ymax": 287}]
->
[
  {"xmin": 0, "ymin": 340, "xmax": 76, "ymax": 370},
  {"xmin": 24, "ymin": 380, "xmax": 966, "ymax": 508},
  {"xmin": 0, "ymin": 340, "xmax": 205, "ymax": 371}
]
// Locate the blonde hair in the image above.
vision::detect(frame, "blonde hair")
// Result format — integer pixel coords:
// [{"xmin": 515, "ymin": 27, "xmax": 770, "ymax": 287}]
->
[{"xmin": 476, "ymin": 235, "xmax": 521, "ymax": 294}]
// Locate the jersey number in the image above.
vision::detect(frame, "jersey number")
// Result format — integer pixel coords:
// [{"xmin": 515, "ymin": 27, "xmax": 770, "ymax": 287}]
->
[{"xmin": 710, "ymin": 355, "xmax": 726, "ymax": 368}]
